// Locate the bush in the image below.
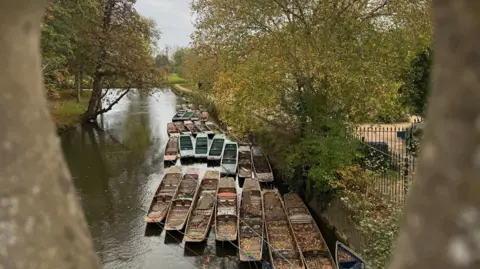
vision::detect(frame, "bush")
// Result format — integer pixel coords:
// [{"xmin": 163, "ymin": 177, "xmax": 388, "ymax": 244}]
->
[{"xmin": 338, "ymin": 165, "xmax": 403, "ymax": 269}]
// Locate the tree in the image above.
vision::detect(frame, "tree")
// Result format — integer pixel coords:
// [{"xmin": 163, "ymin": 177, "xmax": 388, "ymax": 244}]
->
[
  {"xmin": 82, "ymin": 0, "xmax": 160, "ymax": 122},
  {"xmin": 388, "ymin": 1, "xmax": 480, "ymax": 268},
  {"xmin": 172, "ymin": 47, "xmax": 186, "ymax": 74},
  {"xmin": 190, "ymin": 0, "xmax": 432, "ymax": 135},
  {"xmin": 0, "ymin": 0, "xmax": 100, "ymax": 268},
  {"xmin": 399, "ymin": 46, "xmax": 432, "ymax": 116},
  {"xmin": 41, "ymin": 0, "xmax": 100, "ymax": 96}
]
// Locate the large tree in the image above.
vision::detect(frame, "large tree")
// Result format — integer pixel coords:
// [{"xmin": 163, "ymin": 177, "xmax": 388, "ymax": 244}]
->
[
  {"xmin": 0, "ymin": 0, "xmax": 100, "ymax": 268},
  {"xmin": 388, "ymin": 0, "xmax": 480, "ymax": 268},
  {"xmin": 190, "ymin": 0, "xmax": 432, "ymax": 135},
  {"xmin": 83, "ymin": 0, "xmax": 160, "ymax": 122}
]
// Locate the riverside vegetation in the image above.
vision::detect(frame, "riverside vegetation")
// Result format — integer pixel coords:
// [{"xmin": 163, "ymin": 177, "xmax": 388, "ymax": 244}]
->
[
  {"xmin": 174, "ymin": 1, "xmax": 433, "ymax": 268},
  {"xmin": 42, "ymin": 0, "xmax": 166, "ymax": 129}
]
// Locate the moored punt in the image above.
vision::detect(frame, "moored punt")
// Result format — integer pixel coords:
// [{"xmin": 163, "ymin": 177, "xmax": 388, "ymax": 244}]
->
[
  {"xmin": 194, "ymin": 121, "xmax": 210, "ymax": 134},
  {"xmin": 179, "ymin": 134, "xmax": 195, "ymax": 159},
  {"xmin": 184, "ymin": 171, "xmax": 220, "ymax": 242},
  {"xmin": 181, "ymin": 110, "xmax": 194, "ymax": 121},
  {"xmin": 164, "ymin": 168, "xmax": 201, "ymax": 231},
  {"xmin": 252, "ymin": 146, "xmax": 274, "ymax": 182},
  {"xmin": 164, "ymin": 136, "xmax": 179, "ymax": 163},
  {"xmin": 336, "ymin": 241, "xmax": 366, "ymax": 269},
  {"xmin": 172, "ymin": 111, "xmax": 185, "ymax": 122},
  {"xmin": 200, "ymin": 112, "xmax": 209, "ymax": 121},
  {"xmin": 191, "ymin": 110, "xmax": 200, "ymax": 121},
  {"xmin": 174, "ymin": 122, "xmax": 189, "ymax": 135},
  {"xmin": 238, "ymin": 146, "xmax": 252, "ymax": 178},
  {"xmin": 167, "ymin": 122, "xmax": 180, "ymax": 137},
  {"xmin": 194, "ymin": 133, "xmax": 209, "ymax": 159},
  {"xmin": 263, "ymin": 190, "xmax": 305, "ymax": 269},
  {"xmin": 207, "ymin": 134, "xmax": 226, "ymax": 161},
  {"xmin": 215, "ymin": 177, "xmax": 238, "ymax": 241},
  {"xmin": 284, "ymin": 194, "xmax": 335, "ymax": 269},
  {"xmin": 238, "ymin": 179, "xmax": 263, "ymax": 262},
  {"xmin": 205, "ymin": 121, "xmax": 223, "ymax": 135},
  {"xmin": 221, "ymin": 141, "xmax": 238, "ymax": 176},
  {"xmin": 184, "ymin": 120, "xmax": 200, "ymax": 136},
  {"xmin": 144, "ymin": 166, "xmax": 183, "ymax": 223}
]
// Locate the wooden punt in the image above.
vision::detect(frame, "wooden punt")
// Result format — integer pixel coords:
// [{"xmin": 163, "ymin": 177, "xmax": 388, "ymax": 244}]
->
[
  {"xmin": 263, "ymin": 190, "xmax": 305, "ymax": 269},
  {"xmin": 172, "ymin": 111, "xmax": 185, "ymax": 122},
  {"xmin": 191, "ymin": 110, "xmax": 200, "ymax": 121},
  {"xmin": 215, "ymin": 177, "xmax": 238, "ymax": 241},
  {"xmin": 194, "ymin": 121, "xmax": 210, "ymax": 134},
  {"xmin": 207, "ymin": 134, "xmax": 226, "ymax": 161},
  {"xmin": 238, "ymin": 146, "xmax": 252, "ymax": 178},
  {"xmin": 174, "ymin": 121, "xmax": 189, "ymax": 135},
  {"xmin": 167, "ymin": 122, "xmax": 180, "ymax": 137},
  {"xmin": 144, "ymin": 166, "xmax": 183, "ymax": 223},
  {"xmin": 284, "ymin": 194, "xmax": 335, "ymax": 269},
  {"xmin": 184, "ymin": 171, "xmax": 220, "ymax": 242},
  {"xmin": 181, "ymin": 111, "xmax": 194, "ymax": 121},
  {"xmin": 164, "ymin": 168, "xmax": 201, "ymax": 231},
  {"xmin": 184, "ymin": 120, "xmax": 200, "ymax": 136},
  {"xmin": 252, "ymin": 146, "xmax": 274, "ymax": 182},
  {"xmin": 221, "ymin": 141, "xmax": 239, "ymax": 176},
  {"xmin": 238, "ymin": 179, "xmax": 263, "ymax": 262},
  {"xmin": 205, "ymin": 121, "xmax": 223, "ymax": 134},
  {"xmin": 164, "ymin": 136, "xmax": 179, "ymax": 163},
  {"xmin": 336, "ymin": 241, "xmax": 366, "ymax": 269},
  {"xmin": 179, "ymin": 134, "xmax": 195, "ymax": 159}
]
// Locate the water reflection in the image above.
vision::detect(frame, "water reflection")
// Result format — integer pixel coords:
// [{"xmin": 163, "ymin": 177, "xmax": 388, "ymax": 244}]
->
[{"xmin": 60, "ymin": 89, "xmax": 246, "ymax": 269}]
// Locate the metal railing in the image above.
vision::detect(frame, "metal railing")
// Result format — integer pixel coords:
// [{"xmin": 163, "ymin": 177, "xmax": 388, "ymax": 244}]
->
[{"xmin": 353, "ymin": 119, "xmax": 424, "ymax": 204}]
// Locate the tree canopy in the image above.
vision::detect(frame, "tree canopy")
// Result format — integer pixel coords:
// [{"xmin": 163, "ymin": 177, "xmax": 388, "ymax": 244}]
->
[
  {"xmin": 41, "ymin": 0, "xmax": 162, "ymax": 120},
  {"xmin": 187, "ymin": 0, "xmax": 432, "ymax": 133}
]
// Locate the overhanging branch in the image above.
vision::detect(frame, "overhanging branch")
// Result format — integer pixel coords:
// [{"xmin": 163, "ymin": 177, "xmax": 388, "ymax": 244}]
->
[{"xmin": 94, "ymin": 88, "xmax": 131, "ymax": 117}]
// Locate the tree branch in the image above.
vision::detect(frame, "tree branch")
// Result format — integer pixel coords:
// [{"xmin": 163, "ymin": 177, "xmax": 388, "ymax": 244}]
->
[
  {"xmin": 361, "ymin": 0, "xmax": 390, "ymax": 22},
  {"xmin": 94, "ymin": 88, "xmax": 130, "ymax": 116}
]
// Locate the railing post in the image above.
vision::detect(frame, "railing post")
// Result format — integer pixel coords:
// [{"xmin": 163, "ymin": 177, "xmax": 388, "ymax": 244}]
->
[{"xmin": 403, "ymin": 156, "xmax": 409, "ymax": 203}]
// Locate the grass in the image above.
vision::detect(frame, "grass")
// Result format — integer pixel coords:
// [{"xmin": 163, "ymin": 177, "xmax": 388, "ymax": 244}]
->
[
  {"xmin": 49, "ymin": 90, "xmax": 91, "ymax": 128},
  {"xmin": 167, "ymin": 73, "xmax": 187, "ymax": 84}
]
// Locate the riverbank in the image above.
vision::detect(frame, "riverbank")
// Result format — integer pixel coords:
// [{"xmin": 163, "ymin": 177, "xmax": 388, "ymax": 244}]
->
[{"xmin": 48, "ymin": 90, "xmax": 91, "ymax": 132}]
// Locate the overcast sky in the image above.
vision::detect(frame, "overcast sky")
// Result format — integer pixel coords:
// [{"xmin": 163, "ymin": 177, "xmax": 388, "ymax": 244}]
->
[{"xmin": 136, "ymin": 0, "xmax": 194, "ymax": 53}]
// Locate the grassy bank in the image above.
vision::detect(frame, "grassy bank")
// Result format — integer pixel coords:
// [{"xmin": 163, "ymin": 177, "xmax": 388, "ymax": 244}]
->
[
  {"xmin": 49, "ymin": 90, "xmax": 91, "ymax": 130},
  {"xmin": 166, "ymin": 73, "xmax": 187, "ymax": 84}
]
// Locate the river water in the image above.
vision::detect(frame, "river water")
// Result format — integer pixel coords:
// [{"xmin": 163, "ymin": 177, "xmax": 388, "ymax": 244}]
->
[{"xmin": 60, "ymin": 89, "xmax": 258, "ymax": 269}]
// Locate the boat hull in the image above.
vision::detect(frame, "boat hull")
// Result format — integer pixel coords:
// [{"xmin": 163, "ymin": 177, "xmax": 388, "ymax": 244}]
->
[
  {"xmin": 256, "ymin": 172, "xmax": 274, "ymax": 182},
  {"xmin": 183, "ymin": 211, "xmax": 214, "ymax": 242},
  {"xmin": 195, "ymin": 154, "xmax": 208, "ymax": 159},
  {"xmin": 144, "ymin": 214, "xmax": 167, "ymax": 223},
  {"xmin": 221, "ymin": 165, "xmax": 237, "ymax": 176},
  {"xmin": 164, "ymin": 155, "xmax": 178, "ymax": 161}
]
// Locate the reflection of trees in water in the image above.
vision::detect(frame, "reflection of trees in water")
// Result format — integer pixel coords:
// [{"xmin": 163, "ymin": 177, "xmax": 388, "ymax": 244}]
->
[{"xmin": 60, "ymin": 90, "xmax": 162, "ymax": 260}]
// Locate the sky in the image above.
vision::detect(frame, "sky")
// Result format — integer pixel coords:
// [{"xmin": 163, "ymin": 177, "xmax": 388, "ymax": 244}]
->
[{"xmin": 135, "ymin": 0, "xmax": 194, "ymax": 54}]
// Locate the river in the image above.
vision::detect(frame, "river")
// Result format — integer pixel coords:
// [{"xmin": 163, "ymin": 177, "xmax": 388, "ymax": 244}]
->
[
  {"xmin": 60, "ymin": 88, "xmax": 339, "ymax": 269},
  {"xmin": 61, "ymin": 89, "xmax": 260, "ymax": 269}
]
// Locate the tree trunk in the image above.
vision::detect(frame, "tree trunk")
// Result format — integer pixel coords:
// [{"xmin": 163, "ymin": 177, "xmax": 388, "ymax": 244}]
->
[
  {"xmin": 0, "ymin": 1, "xmax": 100, "ymax": 268},
  {"xmin": 83, "ymin": 71, "xmax": 103, "ymax": 122},
  {"xmin": 388, "ymin": 1, "xmax": 480, "ymax": 268}
]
